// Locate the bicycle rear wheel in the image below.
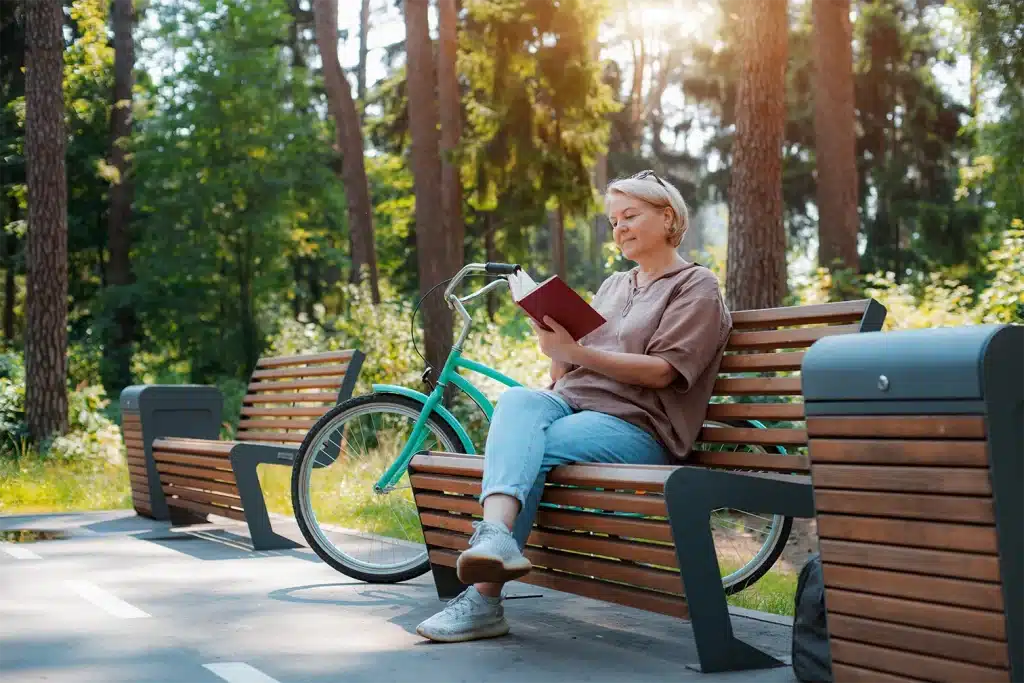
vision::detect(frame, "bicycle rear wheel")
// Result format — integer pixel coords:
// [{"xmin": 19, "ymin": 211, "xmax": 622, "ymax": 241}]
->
[{"xmin": 291, "ymin": 393, "xmax": 467, "ymax": 583}]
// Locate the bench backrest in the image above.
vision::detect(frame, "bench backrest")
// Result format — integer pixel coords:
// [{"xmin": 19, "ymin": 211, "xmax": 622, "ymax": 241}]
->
[
  {"xmin": 236, "ymin": 349, "xmax": 364, "ymax": 444},
  {"xmin": 691, "ymin": 299, "xmax": 886, "ymax": 471}
]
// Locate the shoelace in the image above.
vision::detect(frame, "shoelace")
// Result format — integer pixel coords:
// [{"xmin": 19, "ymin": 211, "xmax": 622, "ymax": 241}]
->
[
  {"xmin": 468, "ymin": 520, "xmax": 500, "ymax": 547},
  {"xmin": 444, "ymin": 590, "xmax": 480, "ymax": 616}
]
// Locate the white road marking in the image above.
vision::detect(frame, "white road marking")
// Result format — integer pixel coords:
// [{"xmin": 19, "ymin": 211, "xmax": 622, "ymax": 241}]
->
[
  {"xmin": 203, "ymin": 662, "xmax": 283, "ymax": 683},
  {"xmin": 1, "ymin": 545, "xmax": 42, "ymax": 560},
  {"xmin": 65, "ymin": 580, "xmax": 150, "ymax": 619}
]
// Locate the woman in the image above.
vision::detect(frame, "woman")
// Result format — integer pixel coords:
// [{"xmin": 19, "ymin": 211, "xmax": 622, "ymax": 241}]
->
[{"xmin": 416, "ymin": 170, "xmax": 733, "ymax": 643}]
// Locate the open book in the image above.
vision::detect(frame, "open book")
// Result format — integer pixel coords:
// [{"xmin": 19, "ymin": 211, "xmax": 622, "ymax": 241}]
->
[{"xmin": 508, "ymin": 269, "xmax": 607, "ymax": 341}]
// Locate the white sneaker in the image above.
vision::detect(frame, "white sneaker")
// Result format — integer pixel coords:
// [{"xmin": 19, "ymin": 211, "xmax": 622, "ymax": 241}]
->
[
  {"xmin": 416, "ymin": 587, "xmax": 510, "ymax": 643},
  {"xmin": 456, "ymin": 520, "xmax": 532, "ymax": 585}
]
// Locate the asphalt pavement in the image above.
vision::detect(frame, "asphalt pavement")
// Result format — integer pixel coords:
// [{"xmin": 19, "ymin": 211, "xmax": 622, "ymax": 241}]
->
[{"xmin": 0, "ymin": 510, "xmax": 799, "ymax": 683}]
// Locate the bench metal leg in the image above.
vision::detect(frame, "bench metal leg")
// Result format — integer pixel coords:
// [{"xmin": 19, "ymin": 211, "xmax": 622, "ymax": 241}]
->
[
  {"xmin": 230, "ymin": 445, "xmax": 301, "ymax": 551},
  {"xmin": 664, "ymin": 467, "xmax": 815, "ymax": 673},
  {"xmin": 430, "ymin": 562, "xmax": 468, "ymax": 600}
]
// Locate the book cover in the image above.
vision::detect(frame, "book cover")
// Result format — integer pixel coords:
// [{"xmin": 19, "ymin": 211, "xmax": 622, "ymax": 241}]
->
[{"xmin": 509, "ymin": 270, "xmax": 607, "ymax": 341}]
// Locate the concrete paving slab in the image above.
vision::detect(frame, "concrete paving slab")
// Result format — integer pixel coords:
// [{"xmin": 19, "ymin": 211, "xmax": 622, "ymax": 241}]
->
[{"xmin": 0, "ymin": 510, "xmax": 799, "ymax": 683}]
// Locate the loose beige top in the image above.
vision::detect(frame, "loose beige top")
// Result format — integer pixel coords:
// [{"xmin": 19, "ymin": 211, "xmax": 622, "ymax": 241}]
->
[{"xmin": 552, "ymin": 261, "xmax": 732, "ymax": 458}]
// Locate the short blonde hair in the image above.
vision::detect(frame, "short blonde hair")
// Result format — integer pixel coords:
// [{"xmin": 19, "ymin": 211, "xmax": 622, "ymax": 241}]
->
[{"xmin": 606, "ymin": 173, "xmax": 689, "ymax": 248}]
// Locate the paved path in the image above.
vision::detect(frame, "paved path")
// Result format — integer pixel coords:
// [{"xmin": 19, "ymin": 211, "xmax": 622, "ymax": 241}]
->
[{"xmin": 0, "ymin": 510, "xmax": 799, "ymax": 683}]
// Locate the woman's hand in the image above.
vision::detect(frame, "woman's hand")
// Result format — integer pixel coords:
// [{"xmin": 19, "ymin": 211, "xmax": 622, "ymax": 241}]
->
[
  {"xmin": 550, "ymin": 359, "xmax": 572, "ymax": 383},
  {"xmin": 531, "ymin": 316, "xmax": 579, "ymax": 364}
]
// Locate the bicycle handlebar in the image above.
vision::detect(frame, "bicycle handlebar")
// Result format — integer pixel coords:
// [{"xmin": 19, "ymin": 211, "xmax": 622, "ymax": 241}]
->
[{"xmin": 484, "ymin": 262, "xmax": 521, "ymax": 275}]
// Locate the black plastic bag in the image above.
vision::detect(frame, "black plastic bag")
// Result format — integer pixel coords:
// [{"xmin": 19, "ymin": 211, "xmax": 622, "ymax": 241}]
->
[{"xmin": 792, "ymin": 552, "xmax": 833, "ymax": 682}]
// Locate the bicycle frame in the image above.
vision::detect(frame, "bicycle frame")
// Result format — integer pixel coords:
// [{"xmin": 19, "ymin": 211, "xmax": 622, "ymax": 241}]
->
[{"xmin": 372, "ymin": 265, "xmax": 524, "ymax": 493}]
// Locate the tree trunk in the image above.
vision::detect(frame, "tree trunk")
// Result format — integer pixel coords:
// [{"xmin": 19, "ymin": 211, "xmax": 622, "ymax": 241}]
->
[
  {"xmin": 313, "ymin": 0, "xmax": 380, "ymax": 303},
  {"xmin": 404, "ymin": 0, "xmax": 453, "ymax": 385},
  {"xmin": 484, "ymin": 212, "xmax": 499, "ymax": 321},
  {"xmin": 24, "ymin": 0, "xmax": 68, "ymax": 439},
  {"xmin": 811, "ymin": 0, "xmax": 859, "ymax": 273},
  {"xmin": 2, "ymin": 231, "xmax": 15, "ymax": 343},
  {"xmin": 726, "ymin": 0, "xmax": 788, "ymax": 311},
  {"xmin": 239, "ymin": 230, "xmax": 257, "ymax": 376},
  {"xmin": 103, "ymin": 0, "xmax": 136, "ymax": 396},
  {"xmin": 591, "ymin": 151, "xmax": 609, "ymax": 289},
  {"xmin": 438, "ymin": 0, "xmax": 464, "ymax": 273},
  {"xmin": 550, "ymin": 204, "xmax": 566, "ymax": 281},
  {"xmin": 629, "ymin": 35, "xmax": 646, "ymax": 154},
  {"xmin": 357, "ymin": 0, "xmax": 370, "ymax": 106}
]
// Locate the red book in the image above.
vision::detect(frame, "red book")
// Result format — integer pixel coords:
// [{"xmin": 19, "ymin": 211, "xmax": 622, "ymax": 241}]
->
[{"xmin": 509, "ymin": 270, "xmax": 607, "ymax": 341}]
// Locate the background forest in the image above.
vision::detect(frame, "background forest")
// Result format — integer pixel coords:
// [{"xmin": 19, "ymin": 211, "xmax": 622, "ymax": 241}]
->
[{"xmin": 0, "ymin": 0, "xmax": 1021, "ymax": 514}]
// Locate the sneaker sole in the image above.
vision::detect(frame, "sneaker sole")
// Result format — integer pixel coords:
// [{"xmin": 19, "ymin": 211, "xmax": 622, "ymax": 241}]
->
[
  {"xmin": 416, "ymin": 619, "xmax": 510, "ymax": 643},
  {"xmin": 456, "ymin": 553, "xmax": 533, "ymax": 585}
]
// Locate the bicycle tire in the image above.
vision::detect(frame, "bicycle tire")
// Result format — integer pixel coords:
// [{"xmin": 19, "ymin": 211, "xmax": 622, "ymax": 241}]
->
[{"xmin": 291, "ymin": 393, "xmax": 467, "ymax": 583}]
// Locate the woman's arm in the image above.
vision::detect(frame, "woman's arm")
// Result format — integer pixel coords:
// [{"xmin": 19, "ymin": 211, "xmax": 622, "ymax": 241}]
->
[
  {"xmin": 533, "ymin": 317, "xmax": 677, "ymax": 389},
  {"xmin": 550, "ymin": 359, "xmax": 573, "ymax": 383}
]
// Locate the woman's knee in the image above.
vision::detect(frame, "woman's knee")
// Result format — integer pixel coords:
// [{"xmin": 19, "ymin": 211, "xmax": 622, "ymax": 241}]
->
[{"xmin": 493, "ymin": 386, "xmax": 548, "ymax": 417}]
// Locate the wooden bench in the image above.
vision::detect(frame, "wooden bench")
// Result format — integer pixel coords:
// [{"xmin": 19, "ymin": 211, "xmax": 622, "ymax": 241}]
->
[
  {"xmin": 122, "ymin": 349, "xmax": 365, "ymax": 550},
  {"xmin": 408, "ymin": 299, "xmax": 887, "ymax": 673},
  {"xmin": 803, "ymin": 323, "xmax": 1022, "ymax": 683}
]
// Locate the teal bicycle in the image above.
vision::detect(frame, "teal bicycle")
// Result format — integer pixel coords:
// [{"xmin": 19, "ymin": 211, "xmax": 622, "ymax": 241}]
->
[{"xmin": 290, "ymin": 262, "xmax": 793, "ymax": 591}]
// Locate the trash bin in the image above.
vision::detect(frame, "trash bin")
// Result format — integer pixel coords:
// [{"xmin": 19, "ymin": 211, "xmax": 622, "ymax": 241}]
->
[
  {"xmin": 119, "ymin": 385, "xmax": 222, "ymax": 520},
  {"xmin": 801, "ymin": 323, "xmax": 1022, "ymax": 683}
]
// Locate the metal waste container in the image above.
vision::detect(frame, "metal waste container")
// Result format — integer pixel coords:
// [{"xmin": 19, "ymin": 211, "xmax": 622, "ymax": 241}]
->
[{"xmin": 802, "ymin": 323, "xmax": 1022, "ymax": 683}]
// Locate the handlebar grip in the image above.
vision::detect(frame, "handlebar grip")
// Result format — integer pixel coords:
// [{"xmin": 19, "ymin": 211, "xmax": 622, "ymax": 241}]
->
[{"xmin": 484, "ymin": 262, "xmax": 521, "ymax": 275}]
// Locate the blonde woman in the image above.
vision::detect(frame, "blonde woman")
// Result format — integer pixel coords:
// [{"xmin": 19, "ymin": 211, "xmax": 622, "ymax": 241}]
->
[{"xmin": 417, "ymin": 170, "xmax": 733, "ymax": 642}]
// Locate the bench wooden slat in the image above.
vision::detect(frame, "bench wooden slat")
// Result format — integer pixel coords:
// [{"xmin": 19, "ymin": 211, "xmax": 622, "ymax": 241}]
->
[
  {"xmin": 826, "ymin": 589, "xmax": 1007, "ymax": 641},
  {"xmin": 811, "ymin": 464, "xmax": 992, "ymax": 495},
  {"xmin": 541, "ymin": 487, "xmax": 667, "ymax": 516},
  {"xmin": 730, "ymin": 300, "xmax": 870, "ymax": 329},
  {"xmin": 829, "ymin": 638, "xmax": 1009, "ymax": 682},
  {"xmin": 154, "ymin": 452, "xmax": 233, "ymax": 471},
  {"xmin": 814, "ymin": 490, "xmax": 994, "ymax": 524},
  {"xmin": 243, "ymin": 392, "xmax": 338, "ymax": 405},
  {"xmin": 256, "ymin": 350, "xmax": 354, "ymax": 368},
  {"xmin": 165, "ymin": 495, "xmax": 247, "ymax": 522},
  {"xmin": 409, "ymin": 473, "xmax": 481, "ymax": 497},
  {"xmin": 124, "ymin": 437, "xmax": 144, "ymax": 451},
  {"xmin": 831, "ymin": 662, "xmax": 926, "ymax": 683},
  {"xmin": 155, "ymin": 462, "xmax": 237, "ymax": 483},
  {"xmin": 234, "ymin": 431, "xmax": 306, "ymax": 444},
  {"xmin": 121, "ymin": 425, "xmax": 142, "ymax": 440},
  {"xmin": 687, "ymin": 451, "xmax": 809, "ymax": 472},
  {"xmin": 727, "ymin": 324, "xmax": 860, "ymax": 351},
  {"xmin": 235, "ymin": 419, "xmax": 317, "ymax": 431},
  {"xmin": 808, "ymin": 415, "xmax": 987, "ymax": 439},
  {"xmin": 818, "ymin": 540, "xmax": 1001, "ymax": 582},
  {"xmin": 817, "ymin": 514, "xmax": 998, "ymax": 554},
  {"xmin": 704, "ymin": 402, "xmax": 805, "ymax": 421},
  {"xmin": 713, "ymin": 377, "xmax": 801, "ymax": 396},
  {"xmin": 163, "ymin": 483, "xmax": 242, "ymax": 508},
  {"xmin": 697, "ymin": 427, "xmax": 808, "ymax": 446},
  {"xmin": 161, "ymin": 474, "xmax": 239, "ymax": 496},
  {"xmin": 822, "ymin": 563, "xmax": 1004, "ymax": 613},
  {"xmin": 126, "ymin": 453, "xmax": 147, "ymax": 468},
  {"xmin": 829, "ymin": 613, "xmax": 1009, "ymax": 669},
  {"xmin": 240, "ymin": 406, "xmax": 335, "ymax": 418},
  {"xmin": 428, "ymin": 547, "xmax": 690, "ymax": 619},
  {"xmin": 153, "ymin": 437, "xmax": 234, "ymax": 457},
  {"xmin": 247, "ymin": 377, "xmax": 346, "ymax": 393},
  {"xmin": 250, "ymin": 363, "xmax": 351, "ymax": 380},
  {"xmin": 128, "ymin": 464, "xmax": 147, "ymax": 478},
  {"xmin": 719, "ymin": 351, "xmax": 805, "ymax": 372},
  {"xmin": 425, "ymin": 529, "xmax": 684, "ymax": 596},
  {"xmin": 808, "ymin": 439, "xmax": 990, "ymax": 467}
]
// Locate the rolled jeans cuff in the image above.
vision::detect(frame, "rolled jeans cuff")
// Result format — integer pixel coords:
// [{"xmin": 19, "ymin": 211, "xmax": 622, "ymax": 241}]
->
[{"xmin": 479, "ymin": 485, "xmax": 528, "ymax": 510}]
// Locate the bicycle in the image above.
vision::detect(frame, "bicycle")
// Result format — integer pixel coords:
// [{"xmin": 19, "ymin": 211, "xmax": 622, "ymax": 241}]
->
[{"xmin": 290, "ymin": 262, "xmax": 794, "ymax": 593}]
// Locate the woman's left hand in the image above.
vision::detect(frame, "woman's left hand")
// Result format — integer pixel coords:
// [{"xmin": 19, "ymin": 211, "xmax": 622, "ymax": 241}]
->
[{"xmin": 531, "ymin": 316, "xmax": 579, "ymax": 363}]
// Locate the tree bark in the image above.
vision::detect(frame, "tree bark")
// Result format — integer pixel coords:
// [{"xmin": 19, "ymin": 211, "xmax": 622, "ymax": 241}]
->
[
  {"xmin": 438, "ymin": 0, "xmax": 464, "ymax": 274},
  {"xmin": 811, "ymin": 0, "xmax": 859, "ymax": 272},
  {"xmin": 404, "ymin": 0, "xmax": 453, "ymax": 384},
  {"xmin": 25, "ymin": 0, "xmax": 68, "ymax": 439},
  {"xmin": 726, "ymin": 0, "xmax": 788, "ymax": 311},
  {"xmin": 550, "ymin": 204, "xmax": 567, "ymax": 281},
  {"xmin": 313, "ymin": 0, "xmax": 380, "ymax": 303},
  {"xmin": 357, "ymin": 0, "xmax": 370, "ymax": 105},
  {"xmin": 103, "ymin": 0, "xmax": 136, "ymax": 396},
  {"xmin": 591, "ymin": 150, "xmax": 609, "ymax": 289}
]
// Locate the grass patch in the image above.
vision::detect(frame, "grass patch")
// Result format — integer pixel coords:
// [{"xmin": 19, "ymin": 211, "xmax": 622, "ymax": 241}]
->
[
  {"xmin": 726, "ymin": 568, "xmax": 798, "ymax": 616},
  {"xmin": 0, "ymin": 457, "xmax": 132, "ymax": 514}
]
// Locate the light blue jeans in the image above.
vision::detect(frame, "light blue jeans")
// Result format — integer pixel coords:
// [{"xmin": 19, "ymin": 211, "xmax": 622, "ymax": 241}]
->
[{"xmin": 479, "ymin": 386, "xmax": 670, "ymax": 549}]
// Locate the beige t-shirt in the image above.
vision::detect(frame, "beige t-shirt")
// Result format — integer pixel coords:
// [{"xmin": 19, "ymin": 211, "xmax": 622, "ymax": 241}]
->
[{"xmin": 551, "ymin": 261, "xmax": 732, "ymax": 459}]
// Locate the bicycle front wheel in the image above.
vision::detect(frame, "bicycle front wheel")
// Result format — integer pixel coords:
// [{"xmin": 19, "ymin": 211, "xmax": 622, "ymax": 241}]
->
[{"xmin": 291, "ymin": 393, "xmax": 467, "ymax": 583}]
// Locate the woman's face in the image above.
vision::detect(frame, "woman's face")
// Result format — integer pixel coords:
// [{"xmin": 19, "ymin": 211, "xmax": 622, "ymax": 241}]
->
[{"xmin": 607, "ymin": 192, "xmax": 673, "ymax": 262}]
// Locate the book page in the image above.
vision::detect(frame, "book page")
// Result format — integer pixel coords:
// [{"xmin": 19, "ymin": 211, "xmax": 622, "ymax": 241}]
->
[{"xmin": 508, "ymin": 269, "xmax": 537, "ymax": 301}]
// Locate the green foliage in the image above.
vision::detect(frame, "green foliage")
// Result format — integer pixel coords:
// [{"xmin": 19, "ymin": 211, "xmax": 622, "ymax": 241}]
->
[{"xmin": 0, "ymin": 456, "xmax": 130, "ymax": 514}]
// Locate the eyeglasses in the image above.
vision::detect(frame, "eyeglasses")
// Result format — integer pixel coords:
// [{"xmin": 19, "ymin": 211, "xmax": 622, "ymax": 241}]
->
[{"xmin": 632, "ymin": 169, "xmax": 668, "ymax": 189}]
